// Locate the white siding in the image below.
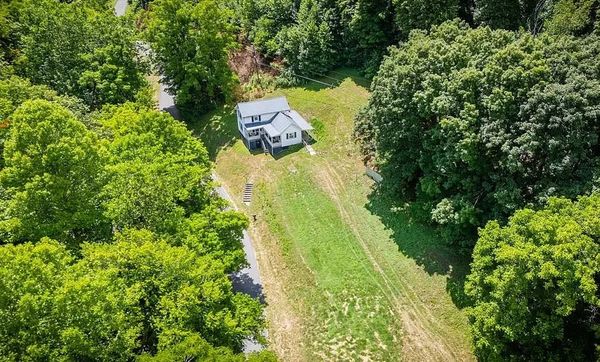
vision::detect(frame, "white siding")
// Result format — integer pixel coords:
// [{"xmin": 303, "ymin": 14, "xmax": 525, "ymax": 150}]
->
[
  {"xmin": 281, "ymin": 124, "xmax": 302, "ymax": 147},
  {"xmin": 241, "ymin": 112, "xmax": 277, "ymax": 125}
]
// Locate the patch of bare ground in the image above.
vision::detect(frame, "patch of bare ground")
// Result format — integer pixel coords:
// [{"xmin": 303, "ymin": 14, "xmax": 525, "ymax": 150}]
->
[
  {"xmin": 228, "ymin": 43, "xmax": 279, "ymax": 84},
  {"xmin": 249, "ymin": 219, "xmax": 308, "ymax": 361}
]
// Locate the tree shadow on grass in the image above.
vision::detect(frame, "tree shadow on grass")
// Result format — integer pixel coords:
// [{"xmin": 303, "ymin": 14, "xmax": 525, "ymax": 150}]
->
[
  {"xmin": 366, "ymin": 187, "xmax": 472, "ymax": 309},
  {"xmin": 185, "ymin": 105, "xmax": 239, "ymax": 161}
]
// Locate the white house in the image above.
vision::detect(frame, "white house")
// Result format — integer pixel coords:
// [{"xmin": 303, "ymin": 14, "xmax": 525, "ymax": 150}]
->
[{"xmin": 236, "ymin": 97, "xmax": 313, "ymax": 155}]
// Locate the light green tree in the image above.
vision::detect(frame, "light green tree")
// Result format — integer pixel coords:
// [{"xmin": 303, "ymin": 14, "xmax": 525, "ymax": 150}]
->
[
  {"xmin": 0, "ymin": 100, "xmax": 108, "ymax": 246},
  {"xmin": 0, "ymin": 231, "xmax": 266, "ymax": 359},
  {"xmin": 466, "ymin": 194, "xmax": 600, "ymax": 360},
  {"xmin": 17, "ymin": 0, "xmax": 146, "ymax": 108}
]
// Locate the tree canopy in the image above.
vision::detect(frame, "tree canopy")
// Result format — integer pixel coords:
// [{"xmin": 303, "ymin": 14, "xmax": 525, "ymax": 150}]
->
[
  {"xmin": 145, "ymin": 0, "xmax": 238, "ymax": 112},
  {"xmin": 355, "ymin": 20, "xmax": 600, "ymax": 244},
  {"xmin": 12, "ymin": 0, "xmax": 147, "ymax": 109},
  {"xmin": 0, "ymin": 231, "xmax": 264, "ymax": 359},
  {"xmin": 0, "ymin": 100, "xmax": 107, "ymax": 246},
  {"xmin": 466, "ymin": 194, "xmax": 600, "ymax": 360}
]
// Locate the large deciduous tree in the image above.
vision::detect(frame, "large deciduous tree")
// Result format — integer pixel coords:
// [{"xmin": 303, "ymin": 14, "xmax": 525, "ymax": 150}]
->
[
  {"xmin": 0, "ymin": 231, "xmax": 265, "ymax": 360},
  {"xmin": 0, "ymin": 100, "xmax": 108, "ymax": 246},
  {"xmin": 145, "ymin": 0, "xmax": 237, "ymax": 113},
  {"xmin": 355, "ymin": 21, "xmax": 600, "ymax": 244},
  {"xmin": 16, "ymin": 0, "xmax": 146, "ymax": 109},
  {"xmin": 465, "ymin": 195, "xmax": 600, "ymax": 360}
]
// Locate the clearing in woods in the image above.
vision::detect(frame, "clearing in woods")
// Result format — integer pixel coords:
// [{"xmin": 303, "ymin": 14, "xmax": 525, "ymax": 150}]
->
[{"xmin": 189, "ymin": 69, "xmax": 474, "ymax": 361}]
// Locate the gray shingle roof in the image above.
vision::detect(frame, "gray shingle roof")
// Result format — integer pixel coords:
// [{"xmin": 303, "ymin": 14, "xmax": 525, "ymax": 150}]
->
[
  {"xmin": 237, "ymin": 97, "xmax": 290, "ymax": 118},
  {"xmin": 286, "ymin": 110, "xmax": 313, "ymax": 131}
]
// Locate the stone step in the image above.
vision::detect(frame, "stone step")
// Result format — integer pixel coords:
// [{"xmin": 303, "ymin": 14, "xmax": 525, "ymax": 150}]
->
[{"xmin": 242, "ymin": 183, "xmax": 254, "ymax": 204}]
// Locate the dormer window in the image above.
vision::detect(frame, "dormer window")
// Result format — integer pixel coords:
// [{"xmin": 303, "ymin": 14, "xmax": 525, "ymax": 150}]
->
[{"xmin": 252, "ymin": 115, "xmax": 261, "ymax": 122}]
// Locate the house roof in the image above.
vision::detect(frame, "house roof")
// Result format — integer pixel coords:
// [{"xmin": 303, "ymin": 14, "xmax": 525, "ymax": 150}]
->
[
  {"xmin": 286, "ymin": 110, "xmax": 313, "ymax": 131},
  {"xmin": 264, "ymin": 113, "xmax": 293, "ymax": 137},
  {"xmin": 237, "ymin": 97, "xmax": 290, "ymax": 118},
  {"xmin": 261, "ymin": 111, "xmax": 314, "ymax": 137},
  {"xmin": 262, "ymin": 123, "xmax": 280, "ymax": 137}
]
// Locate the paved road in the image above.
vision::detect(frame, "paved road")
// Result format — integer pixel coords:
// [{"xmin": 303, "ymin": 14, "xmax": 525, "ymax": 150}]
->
[
  {"xmin": 114, "ymin": 0, "xmax": 265, "ymax": 353},
  {"xmin": 114, "ymin": 0, "xmax": 127, "ymax": 16},
  {"xmin": 213, "ymin": 176, "xmax": 266, "ymax": 353}
]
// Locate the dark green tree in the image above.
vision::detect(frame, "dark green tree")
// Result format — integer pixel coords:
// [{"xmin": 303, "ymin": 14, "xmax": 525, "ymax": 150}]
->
[
  {"xmin": 145, "ymin": 0, "xmax": 237, "ymax": 112},
  {"xmin": 355, "ymin": 21, "xmax": 600, "ymax": 244},
  {"xmin": 394, "ymin": 0, "xmax": 460, "ymax": 37},
  {"xmin": 276, "ymin": 0, "xmax": 335, "ymax": 76}
]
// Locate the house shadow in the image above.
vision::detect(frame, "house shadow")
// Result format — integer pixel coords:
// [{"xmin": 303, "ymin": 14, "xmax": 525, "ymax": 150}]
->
[
  {"xmin": 366, "ymin": 187, "xmax": 472, "ymax": 309},
  {"xmin": 272, "ymin": 144, "xmax": 305, "ymax": 160},
  {"xmin": 231, "ymin": 270, "xmax": 266, "ymax": 304}
]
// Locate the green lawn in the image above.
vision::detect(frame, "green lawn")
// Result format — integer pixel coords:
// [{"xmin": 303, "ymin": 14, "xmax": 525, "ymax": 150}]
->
[{"xmin": 188, "ymin": 70, "xmax": 474, "ymax": 361}]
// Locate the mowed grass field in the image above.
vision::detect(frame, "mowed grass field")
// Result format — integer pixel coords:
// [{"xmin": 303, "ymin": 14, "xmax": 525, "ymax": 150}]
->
[{"xmin": 189, "ymin": 70, "xmax": 474, "ymax": 361}]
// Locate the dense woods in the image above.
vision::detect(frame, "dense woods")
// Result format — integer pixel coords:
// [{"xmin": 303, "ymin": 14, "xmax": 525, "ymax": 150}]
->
[
  {"xmin": 0, "ymin": 0, "xmax": 273, "ymax": 360},
  {"xmin": 351, "ymin": 3, "xmax": 600, "ymax": 360},
  {"xmin": 0, "ymin": 0, "xmax": 599, "ymax": 360},
  {"xmin": 355, "ymin": 21, "xmax": 600, "ymax": 245}
]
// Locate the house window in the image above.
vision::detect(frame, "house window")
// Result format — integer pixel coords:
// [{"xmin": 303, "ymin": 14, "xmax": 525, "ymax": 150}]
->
[
  {"xmin": 247, "ymin": 129, "xmax": 259, "ymax": 137},
  {"xmin": 286, "ymin": 132, "xmax": 297, "ymax": 139},
  {"xmin": 273, "ymin": 136, "xmax": 281, "ymax": 143},
  {"xmin": 252, "ymin": 115, "xmax": 261, "ymax": 123}
]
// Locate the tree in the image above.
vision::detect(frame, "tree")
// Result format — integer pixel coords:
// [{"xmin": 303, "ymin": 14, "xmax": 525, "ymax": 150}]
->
[
  {"xmin": 465, "ymin": 195, "xmax": 600, "ymax": 360},
  {"xmin": 474, "ymin": 0, "xmax": 529, "ymax": 29},
  {"xmin": 355, "ymin": 21, "xmax": 600, "ymax": 245},
  {"xmin": 0, "ymin": 100, "xmax": 108, "ymax": 246},
  {"xmin": 16, "ymin": 0, "xmax": 147, "ymax": 108},
  {"xmin": 0, "ymin": 231, "xmax": 266, "ymax": 359},
  {"xmin": 99, "ymin": 105, "xmax": 212, "ymax": 231},
  {"xmin": 545, "ymin": 0, "xmax": 599, "ymax": 35},
  {"xmin": 0, "ymin": 75, "xmax": 88, "ymax": 167},
  {"xmin": 394, "ymin": 0, "xmax": 460, "ymax": 38},
  {"xmin": 0, "ymin": 238, "xmax": 140, "ymax": 360},
  {"xmin": 276, "ymin": 0, "xmax": 335, "ymax": 76},
  {"xmin": 77, "ymin": 229, "xmax": 264, "ymax": 353},
  {"xmin": 145, "ymin": 0, "xmax": 237, "ymax": 113},
  {"xmin": 98, "ymin": 103, "xmax": 249, "ymax": 271}
]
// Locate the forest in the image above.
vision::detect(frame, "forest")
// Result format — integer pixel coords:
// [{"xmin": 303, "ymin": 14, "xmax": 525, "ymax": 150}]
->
[{"xmin": 0, "ymin": 0, "xmax": 599, "ymax": 360}]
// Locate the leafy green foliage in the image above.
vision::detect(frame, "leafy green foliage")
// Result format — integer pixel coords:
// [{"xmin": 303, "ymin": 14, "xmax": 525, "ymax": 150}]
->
[
  {"xmin": 237, "ymin": 0, "xmax": 459, "ymax": 77},
  {"xmin": 0, "ymin": 97, "xmax": 265, "ymax": 357},
  {"xmin": 0, "ymin": 231, "xmax": 265, "ymax": 360},
  {"xmin": 466, "ymin": 194, "xmax": 600, "ymax": 360},
  {"xmin": 99, "ymin": 105, "xmax": 211, "ymax": 231},
  {"xmin": 355, "ymin": 21, "xmax": 600, "ymax": 245},
  {"xmin": 545, "ymin": 0, "xmax": 599, "ymax": 35},
  {"xmin": 394, "ymin": 0, "xmax": 460, "ymax": 37},
  {"xmin": 15, "ymin": 0, "xmax": 146, "ymax": 108},
  {"xmin": 0, "ymin": 100, "xmax": 108, "ymax": 246},
  {"xmin": 276, "ymin": 0, "xmax": 335, "ymax": 75},
  {"xmin": 145, "ymin": 0, "xmax": 237, "ymax": 113}
]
